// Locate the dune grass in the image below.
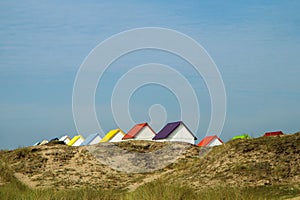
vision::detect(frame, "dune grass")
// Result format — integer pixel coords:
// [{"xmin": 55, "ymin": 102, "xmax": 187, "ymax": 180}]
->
[
  {"xmin": 124, "ymin": 180, "xmax": 198, "ymax": 200},
  {"xmin": 0, "ymin": 185, "xmax": 119, "ymax": 200},
  {"xmin": 0, "ymin": 183, "xmax": 299, "ymax": 200},
  {"xmin": 0, "ymin": 158, "xmax": 299, "ymax": 200},
  {"xmin": 1, "ymin": 143, "xmax": 299, "ymax": 200},
  {"xmin": 1, "ymin": 176, "xmax": 299, "ymax": 200},
  {"xmin": 124, "ymin": 180, "xmax": 300, "ymax": 200}
]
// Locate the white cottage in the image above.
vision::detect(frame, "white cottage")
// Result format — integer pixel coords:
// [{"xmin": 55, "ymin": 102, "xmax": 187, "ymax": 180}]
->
[
  {"xmin": 100, "ymin": 129, "xmax": 125, "ymax": 142},
  {"xmin": 197, "ymin": 135, "xmax": 223, "ymax": 147},
  {"xmin": 59, "ymin": 135, "xmax": 71, "ymax": 144},
  {"xmin": 80, "ymin": 133, "xmax": 102, "ymax": 146},
  {"xmin": 152, "ymin": 121, "xmax": 197, "ymax": 144},
  {"xmin": 68, "ymin": 135, "xmax": 85, "ymax": 146},
  {"xmin": 122, "ymin": 123, "xmax": 156, "ymax": 141}
]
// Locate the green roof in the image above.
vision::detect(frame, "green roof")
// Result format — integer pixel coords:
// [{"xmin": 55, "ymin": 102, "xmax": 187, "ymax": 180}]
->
[{"xmin": 232, "ymin": 134, "xmax": 251, "ymax": 140}]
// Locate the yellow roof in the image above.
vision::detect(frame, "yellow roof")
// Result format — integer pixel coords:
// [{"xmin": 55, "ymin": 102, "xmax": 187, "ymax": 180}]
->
[
  {"xmin": 68, "ymin": 135, "xmax": 83, "ymax": 146},
  {"xmin": 100, "ymin": 129, "xmax": 125, "ymax": 142}
]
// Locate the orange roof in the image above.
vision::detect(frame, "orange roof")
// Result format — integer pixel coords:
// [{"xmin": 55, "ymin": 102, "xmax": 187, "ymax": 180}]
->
[
  {"xmin": 197, "ymin": 135, "xmax": 223, "ymax": 147},
  {"xmin": 122, "ymin": 123, "xmax": 150, "ymax": 139}
]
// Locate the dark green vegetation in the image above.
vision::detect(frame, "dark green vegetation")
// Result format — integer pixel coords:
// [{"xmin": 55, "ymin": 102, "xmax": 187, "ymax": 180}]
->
[{"xmin": 0, "ymin": 132, "xmax": 299, "ymax": 199}]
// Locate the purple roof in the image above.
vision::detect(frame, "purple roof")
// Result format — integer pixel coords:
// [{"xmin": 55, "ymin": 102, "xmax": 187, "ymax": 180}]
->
[{"xmin": 153, "ymin": 121, "xmax": 197, "ymax": 140}]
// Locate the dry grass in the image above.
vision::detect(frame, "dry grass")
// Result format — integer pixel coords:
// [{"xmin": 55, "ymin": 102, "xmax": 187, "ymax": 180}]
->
[
  {"xmin": 0, "ymin": 132, "xmax": 300, "ymax": 199},
  {"xmin": 0, "ymin": 176, "xmax": 299, "ymax": 200}
]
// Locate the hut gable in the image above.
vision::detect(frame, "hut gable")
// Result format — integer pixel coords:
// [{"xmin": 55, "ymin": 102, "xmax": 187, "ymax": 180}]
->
[
  {"xmin": 122, "ymin": 123, "xmax": 156, "ymax": 140},
  {"xmin": 80, "ymin": 133, "xmax": 102, "ymax": 146},
  {"xmin": 232, "ymin": 134, "xmax": 251, "ymax": 140},
  {"xmin": 68, "ymin": 135, "xmax": 85, "ymax": 146},
  {"xmin": 264, "ymin": 131, "xmax": 284, "ymax": 137},
  {"xmin": 197, "ymin": 135, "xmax": 223, "ymax": 147},
  {"xmin": 59, "ymin": 135, "xmax": 71, "ymax": 144},
  {"xmin": 153, "ymin": 121, "xmax": 197, "ymax": 144},
  {"xmin": 101, "ymin": 129, "xmax": 125, "ymax": 142}
]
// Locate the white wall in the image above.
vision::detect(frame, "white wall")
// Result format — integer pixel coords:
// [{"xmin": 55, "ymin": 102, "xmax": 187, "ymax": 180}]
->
[
  {"xmin": 169, "ymin": 124, "xmax": 195, "ymax": 144},
  {"xmin": 73, "ymin": 137, "xmax": 84, "ymax": 146},
  {"xmin": 208, "ymin": 138, "xmax": 223, "ymax": 147},
  {"xmin": 59, "ymin": 136, "xmax": 71, "ymax": 144},
  {"xmin": 39, "ymin": 140, "xmax": 48, "ymax": 145},
  {"xmin": 89, "ymin": 136, "xmax": 102, "ymax": 145},
  {"xmin": 110, "ymin": 131, "xmax": 124, "ymax": 142},
  {"xmin": 64, "ymin": 138, "xmax": 71, "ymax": 144},
  {"xmin": 157, "ymin": 124, "xmax": 195, "ymax": 144},
  {"xmin": 135, "ymin": 126, "xmax": 156, "ymax": 140}
]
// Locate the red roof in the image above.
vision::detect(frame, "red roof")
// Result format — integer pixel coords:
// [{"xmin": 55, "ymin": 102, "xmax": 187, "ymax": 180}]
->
[
  {"xmin": 197, "ymin": 135, "xmax": 223, "ymax": 147},
  {"xmin": 264, "ymin": 131, "xmax": 283, "ymax": 137},
  {"xmin": 122, "ymin": 123, "xmax": 154, "ymax": 139}
]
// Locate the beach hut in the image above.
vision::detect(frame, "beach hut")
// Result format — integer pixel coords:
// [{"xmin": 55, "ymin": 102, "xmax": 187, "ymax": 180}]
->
[
  {"xmin": 100, "ymin": 129, "xmax": 125, "ymax": 142},
  {"xmin": 39, "ymin": 140, "xmax": 49, "ymax": 145},
  {"xmin": 49, "ymin": 137, "xmax": 59, "ymax": 142},
  {"xmin": 122, "ymin": 123, "xmax": 156, "ymax": 141},
  {"xmin": 264, "ymin": 131, "xmax": 284, "ymax": 137},
  {"xmin": 33, "ymin": 141, "xmax": 40, "ymax": 146},
  {"xmin": 59, "ymin": 135, "xmax": 71, "ymax": 144},
  {"xmin": 152, "ymin": 121, "xmax": 197, "ymax": 144},
  {"xmin": 80, "ymin": 133, "xmax": 102, "ymax": 146},
  {"xmin": 68, "ymin": 135, "xmax": 85, "ymax": 146},
  {"xmin": 197, "ymin": 135, "xmax": 223, "ymax": 147},
  {"xmin": 232, "ymin": 134, "xmax": 251, "ymax": 140}
]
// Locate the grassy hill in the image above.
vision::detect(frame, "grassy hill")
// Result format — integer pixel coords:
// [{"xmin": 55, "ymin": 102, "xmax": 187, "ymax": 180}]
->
[{"xmin": 0, "ymin": 132, "xmax": 299, "ymax": 199}]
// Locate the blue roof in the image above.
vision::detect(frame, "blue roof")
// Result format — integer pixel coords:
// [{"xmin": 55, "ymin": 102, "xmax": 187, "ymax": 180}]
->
[{"xmin": 80, "ymin": 133, "xmax": 100, "ymax": 146}]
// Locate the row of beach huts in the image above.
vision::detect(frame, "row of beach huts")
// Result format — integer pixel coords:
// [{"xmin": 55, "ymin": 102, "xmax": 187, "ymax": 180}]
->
[{"xmin": 33, "ymin": 121, "xmax": 285, "ymax": 148}]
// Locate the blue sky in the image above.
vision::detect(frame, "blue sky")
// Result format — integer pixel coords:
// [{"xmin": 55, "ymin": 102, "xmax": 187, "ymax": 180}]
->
[{"xmin": 0, "ymin": 0, "xmax": 299, "ymax": 149}]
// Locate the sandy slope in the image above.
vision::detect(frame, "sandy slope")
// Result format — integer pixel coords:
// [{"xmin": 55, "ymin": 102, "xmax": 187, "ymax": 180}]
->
[{"xmin": 0, "ymin": 133, "xmax": 299, "ymax": 192}]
